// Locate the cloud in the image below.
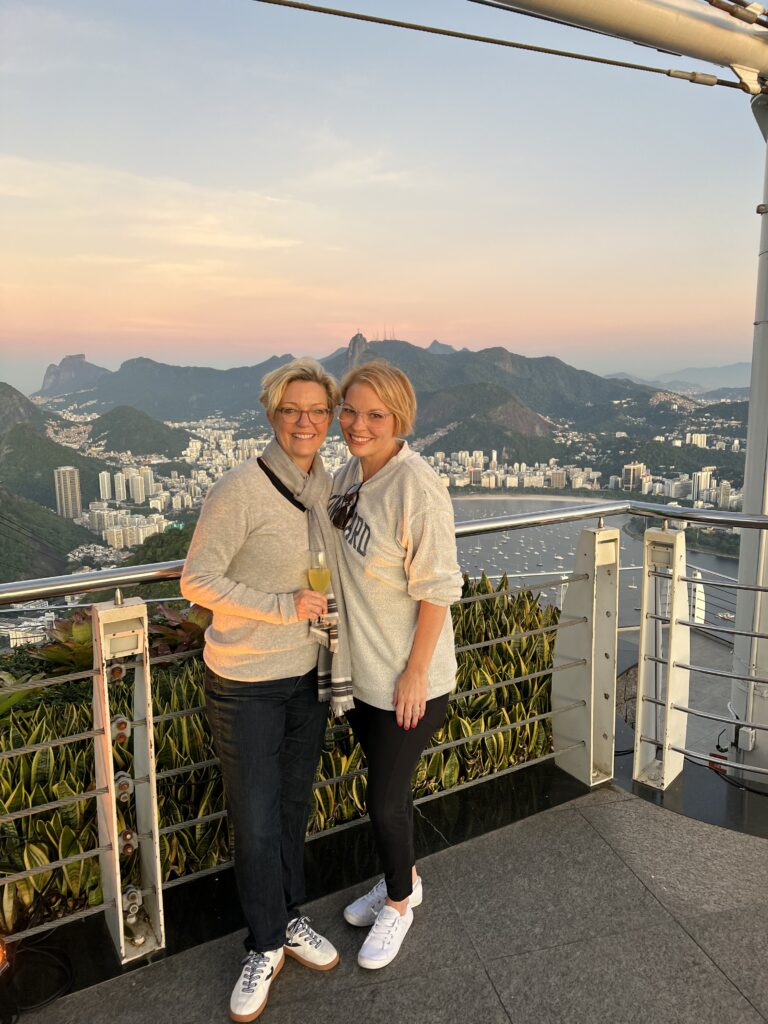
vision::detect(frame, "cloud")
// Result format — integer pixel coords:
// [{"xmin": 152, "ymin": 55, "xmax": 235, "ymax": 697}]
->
[{"xmin": 0, "ymin": 155, "xmax": 304, "ymax": 255}]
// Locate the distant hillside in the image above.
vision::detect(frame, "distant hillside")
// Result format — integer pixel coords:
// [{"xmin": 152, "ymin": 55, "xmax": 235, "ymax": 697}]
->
[
  {"xmin": 422, "ymin": 424, "xmax": 565, "ymax": 465},
  {"xmin": 658, "ymin": 362, "xmax": 750, "ymax": 390},
  {"xmin": 0, "ymin": 424, "xmax": 110, "ymax": 509},
  {"xmin": 90, "ymin": 406, "xmax": 191, "ymax": 457},
  {"xmin": 416, "ymin": 382, "xmax": 551, "ymax": 438},
  {"xmin": 35, "ymin": 354, "xmax": 112, "ymax": 397},
  {"xmin": 0, "ymin": 485, "xmax": 100, "ymax": 584},
  {"xmin": 701, "ymin": 387, "xmax": 750, "ymax": 402},
  {"xmin": 44, "ymin": 354, "xmax": 294, "ymax": 419},
  {"xmin": 0, "ymin": 382, "xmax": 51, "ymax": 435}
]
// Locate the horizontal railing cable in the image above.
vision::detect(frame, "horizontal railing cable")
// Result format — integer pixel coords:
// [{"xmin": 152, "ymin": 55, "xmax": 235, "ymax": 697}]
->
[
  {"xmin": 454, "ymin": 574, "xmax": 587, "ymax": 604},
  {"xmin": 642, "ymin": 695, "xmax": 768, "ymax": 732},
  {"xmin": 155, "ymin": 758, "xmax": 220, "ymax": 781},
  {"xmin": 158, "ymin": 809, "xmax": 228, "ymax": 836},
  {"xmin": 638, "ymin": 737, "xmax": 768, "ymax": 774},
  {"xmin": 0, "ymin": 845, "xmax": 110, "ymax": 886},
  {"xmin": 673, "ymin": 660, "xmax": 768, "ymax": 686},
  {"xmin": 675, "ymin": 618, "xmax": 768, "ymax": 640},
  {"xmin": 1, "ymin": 901, "xmax": 116, "ymax": 945},
  {"xmin": 2, "ymin": 786, "xmax": 109, "ymax": 824},
  {"xmin": 0, "ymin": 728, "xmax": 104, "ymax": 761},
  {"xmin": 454, "ymin": 615, "xmax": 584, "ymax": 654}
]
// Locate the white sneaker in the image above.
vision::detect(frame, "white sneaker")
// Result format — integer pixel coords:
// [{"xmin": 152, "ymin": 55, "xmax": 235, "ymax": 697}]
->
[
  {"xmin": 343, "ymin": 876, "xmax": 423, "ymax": 927},
  {"xmin": 284, "ymin": 915, "xmax": 340, "ymax": 971},
  {"xmin": 229, "ymin": 948, "xmax": 284, "ymax": 1022},
  {"xmin": 357, "ymin": 905, "xmax": 414, "ymax": 970}
]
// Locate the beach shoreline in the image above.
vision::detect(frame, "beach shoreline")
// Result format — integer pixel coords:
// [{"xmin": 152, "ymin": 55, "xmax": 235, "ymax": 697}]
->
[{"xmin": 451, "ymin": 493, "xmax": 604, "ymax": 505}]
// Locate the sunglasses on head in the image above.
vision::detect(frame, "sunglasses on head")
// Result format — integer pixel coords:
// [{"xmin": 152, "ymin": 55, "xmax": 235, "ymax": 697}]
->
[{"xmin": 330, "ymin": 483, "xmax": 362, "ymax": 530}]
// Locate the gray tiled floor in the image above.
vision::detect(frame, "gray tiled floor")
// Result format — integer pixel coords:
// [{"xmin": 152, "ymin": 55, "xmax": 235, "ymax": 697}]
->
[{"xmin": 26, "ymin": 785, "xmax": 768, "ymax": 1024}]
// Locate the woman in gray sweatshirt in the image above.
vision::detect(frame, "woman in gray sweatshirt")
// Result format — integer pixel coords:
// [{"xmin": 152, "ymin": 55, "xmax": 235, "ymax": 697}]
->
[
  {"xmin": 329, "ymin": 360, "xmax": 462, "ymax": 971},
  {"xmin": 181, "ymin": 358, "xmax": 344, "ymax": 1023}
]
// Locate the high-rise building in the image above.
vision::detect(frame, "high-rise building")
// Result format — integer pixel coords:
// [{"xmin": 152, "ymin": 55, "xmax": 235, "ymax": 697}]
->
[
  {"xmin": 104, "ymin": 527, "xmax": 125, "ymax": 549},
  {"xmin": 622, "ymin": 462, "xmax": 646, "ymax": 490},
  {"xmin": 686, "ymin": 432, "xmax": 708, "ymax": 449},
  {"xmin": 718, "ymin": 480, "xmax": 732, "ymax": 509},
  {"xmin": 98, "ymin": 471, "xmax": 112, "ymax": 501},
  {"xmin": 129, "ymin": 475, "xmax": 146, "ymax": 504},
  {"xmin": 54, "ymin": 467, "xmax": 82, "ymax": 519},
  {"xmin": 549, "ymin": 469, "xmax": 567, "ymax": 489},
  {"xmin": 141, "ymin": 468, "xmax": 155, "ymax": 496},
  {"xmin": 114, "ymin": 472, "xmax": 127, "ymax": 502}
]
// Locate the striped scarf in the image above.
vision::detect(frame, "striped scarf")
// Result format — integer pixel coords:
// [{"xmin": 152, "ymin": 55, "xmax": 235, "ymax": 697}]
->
[{"xmin": 260, "ymin": 439, "xmax": 354, "ymax": 717}]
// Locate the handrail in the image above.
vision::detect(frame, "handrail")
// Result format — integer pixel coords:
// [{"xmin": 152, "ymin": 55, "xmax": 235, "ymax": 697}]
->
[{"xmin": 0, "ymin": 498, "xmax": 762, "ymax": 607}]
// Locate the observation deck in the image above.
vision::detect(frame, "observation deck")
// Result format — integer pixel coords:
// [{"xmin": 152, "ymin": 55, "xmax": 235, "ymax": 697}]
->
[{"xmin": 1, "ymin": 501, "xmax": 766, "ymax": 1024}]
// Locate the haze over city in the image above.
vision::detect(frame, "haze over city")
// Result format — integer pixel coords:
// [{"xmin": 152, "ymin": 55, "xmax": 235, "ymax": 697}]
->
[{"xmin": 1, "ymin": 0, "xmax": 761, "ymax": 394}]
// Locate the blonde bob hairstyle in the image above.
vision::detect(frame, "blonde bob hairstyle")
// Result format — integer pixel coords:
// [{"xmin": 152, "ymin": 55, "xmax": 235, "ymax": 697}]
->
[
  {"xmin": 259, "ymin": 357, "xmax": 340, "ymax": 418},
  {"xmin": 340, "ymin": 360, "xmax": 416, "ymax": 436}
]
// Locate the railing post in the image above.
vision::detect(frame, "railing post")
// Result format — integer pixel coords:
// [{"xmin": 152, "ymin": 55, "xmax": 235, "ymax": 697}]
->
[
  {"xmin": 633, "ymin": 528, "xmax": 690, "ymax": 790},
  {"xmin": 91, "ymin": 598, "xmax": 165, "ymax": 964},
  {"xmin": 552, "ymin": 526, "xmax": 620, "ymax": 786}
]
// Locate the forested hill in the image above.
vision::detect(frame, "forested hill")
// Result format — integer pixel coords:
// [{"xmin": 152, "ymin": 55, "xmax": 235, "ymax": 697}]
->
[{"xmin": 0, "ymin": 486, "xmax": 100, "ymax": 584}]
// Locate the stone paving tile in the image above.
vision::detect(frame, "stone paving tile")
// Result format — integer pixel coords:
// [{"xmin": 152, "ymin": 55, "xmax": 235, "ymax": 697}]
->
[
  {"xmin": 486, "ymin": 919, "xmax": 765, "ymax": 1024},
  {"xmin": 544, "ymin": 782, "xmax": 636, "ymax": 812},
  {"xmin": 580, "ymin": 796, "xmax": 768, "ymax": 917},
  {"xmin": 429, "ymin": 808, "xmax": 671, "ymax": 958},
  {"xmin": 26, "ymin": 947, "xmax": 507, "ymax": 1024},
  {"xmin": 681, "ymin": 903, "xmax": 768, "ymax": 1021},
  {"xmin": 24, "ymin": 861, "xmax": 476, "ymax": 1024}
]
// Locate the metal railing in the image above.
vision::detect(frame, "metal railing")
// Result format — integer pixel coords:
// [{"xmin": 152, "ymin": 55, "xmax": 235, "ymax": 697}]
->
[{"xmin": 0, "ymin": 499, "xmax": 764, "ymax": 962}]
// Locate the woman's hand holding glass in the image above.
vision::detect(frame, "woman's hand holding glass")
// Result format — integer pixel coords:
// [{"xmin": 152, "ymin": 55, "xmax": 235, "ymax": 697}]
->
[{"xmin": 295, "ymin": 550, "xmax": 330, "ymax": 625}]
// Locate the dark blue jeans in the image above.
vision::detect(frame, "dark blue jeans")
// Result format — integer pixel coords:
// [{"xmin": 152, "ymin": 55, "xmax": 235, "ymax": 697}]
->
[{"xmin": 204, "ymin": 666, "xmax": 328, "ymax": 952}]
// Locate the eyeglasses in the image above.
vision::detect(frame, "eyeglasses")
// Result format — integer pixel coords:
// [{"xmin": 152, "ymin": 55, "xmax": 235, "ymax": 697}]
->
[
  {"xmin": 276, "ymin": 406, "xmax": 331, "ymax": 424},
  {"xmin": 330, "ymin": 483, "xmax": 362, "ymax": 530},
  {"xmin": 338, "ymin": 405, "xmax": 393, "ymax": 427}
]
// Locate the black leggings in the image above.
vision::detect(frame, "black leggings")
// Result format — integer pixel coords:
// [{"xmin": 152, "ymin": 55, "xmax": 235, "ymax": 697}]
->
[{"xmin": 345, "ymin": 692, "xmax": 450, "ymax": 902}]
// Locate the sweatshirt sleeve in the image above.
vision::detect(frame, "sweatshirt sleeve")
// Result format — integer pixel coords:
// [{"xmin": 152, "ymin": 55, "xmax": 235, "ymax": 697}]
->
[
  {"xmin": 404, "ymin": 505, "xmax": 463, "ymax": 606},
  {"xmin": 180, "ymin": 476, "xmax": 298, "ymax": 624}
]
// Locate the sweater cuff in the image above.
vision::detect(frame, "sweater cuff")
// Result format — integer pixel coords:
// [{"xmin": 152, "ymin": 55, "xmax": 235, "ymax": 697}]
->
[{"xmin": 278, "ymin": 592, "xmax": 299, "ymax": 624}]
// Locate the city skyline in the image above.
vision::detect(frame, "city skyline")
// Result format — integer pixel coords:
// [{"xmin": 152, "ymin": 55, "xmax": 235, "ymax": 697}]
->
[{"xmin": 1, "ymin": 0, "xmax": 761, "ymax": 394}]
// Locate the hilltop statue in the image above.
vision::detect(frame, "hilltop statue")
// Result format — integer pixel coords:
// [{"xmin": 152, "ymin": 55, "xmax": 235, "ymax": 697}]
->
[{"xmin": 347, "ymin": 331, "xmax": 369, "ymax": 370}]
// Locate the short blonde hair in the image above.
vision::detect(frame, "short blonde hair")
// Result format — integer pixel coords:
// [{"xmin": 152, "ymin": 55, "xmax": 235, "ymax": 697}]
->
[
  {"xmin": 260, "ymin": 357, "xmax": 340, "ymax": 417},
  {"xmin": 340, "ymin": 360, "xmax": 416, "ymax": 436}
]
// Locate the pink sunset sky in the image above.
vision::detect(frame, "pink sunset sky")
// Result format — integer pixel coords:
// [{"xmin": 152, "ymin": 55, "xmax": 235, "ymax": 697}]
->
[{"xmin": 0, "ymin": 0, "xmax": 760, "ymax": 393}]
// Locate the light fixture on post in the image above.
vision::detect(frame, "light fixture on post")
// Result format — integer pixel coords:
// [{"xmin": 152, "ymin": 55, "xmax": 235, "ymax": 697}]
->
[{"xmin": 91, "ymin": 597, "xmax": 165, "ymax": 965}]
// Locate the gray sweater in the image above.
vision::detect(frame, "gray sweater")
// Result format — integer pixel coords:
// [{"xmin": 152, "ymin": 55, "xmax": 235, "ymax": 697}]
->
[
  {"xmin": 180, "ymin": 458, "xmax": 319, "ymax": 681},
  {"xmin": 331, "ymin": 442, "xmax": 462, "ymax": 710}
]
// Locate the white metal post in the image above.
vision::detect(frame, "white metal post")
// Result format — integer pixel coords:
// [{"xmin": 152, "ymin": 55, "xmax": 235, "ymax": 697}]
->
[
  {"xmin": 91, "ymin": 598, "xmax": 165, "ymax": 964},
  {"xmin": 729, "ymin": 96, "xmax": 768, "ymax": 785},
  {"xmin": 634, "ymin": 528, "xmax": 690, "ymax": 790},
  {"xmin": 552, "ymin": 526, "xmax": 620, "ymax": 786}
]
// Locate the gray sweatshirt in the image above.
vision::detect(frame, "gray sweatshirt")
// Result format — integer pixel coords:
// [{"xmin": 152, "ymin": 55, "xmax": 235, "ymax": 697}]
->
[
  {"xmin": 180, "ymin": 458, "xmax": 319, "ymax": 681},
  {"xmin": 330, "ymin": 442, "xmax": 462, "ymax": 710}
]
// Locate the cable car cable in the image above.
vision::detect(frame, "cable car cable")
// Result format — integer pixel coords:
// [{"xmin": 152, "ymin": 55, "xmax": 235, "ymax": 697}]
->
[{"xmin": 252, "ymin": 0, "xmax": 748, "ymax": 91}]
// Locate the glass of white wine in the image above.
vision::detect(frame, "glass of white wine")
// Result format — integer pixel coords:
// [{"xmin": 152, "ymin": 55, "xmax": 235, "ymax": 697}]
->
[{"xmin": 308, "ymin": 549, "xmax": 331, "ymax": 596}]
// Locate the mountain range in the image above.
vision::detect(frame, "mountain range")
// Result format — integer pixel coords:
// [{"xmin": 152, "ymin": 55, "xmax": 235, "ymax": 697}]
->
[
  {"xmin": 36, "ymin": 337, "xmax": 657, "ymax": 447},
  {"xmin": 606, "ymin": 362, "xmax": 751, "ymax": 396}
]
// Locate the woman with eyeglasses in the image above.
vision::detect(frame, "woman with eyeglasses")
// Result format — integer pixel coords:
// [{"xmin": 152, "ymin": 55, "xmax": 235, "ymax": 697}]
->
[
  {"xmin": 181, "ymin": 358, "xmax": 352, "ymax": 1023},
  {"xmin": 329, "ymin": 360, "xmax": 462, "ymax": 970}
]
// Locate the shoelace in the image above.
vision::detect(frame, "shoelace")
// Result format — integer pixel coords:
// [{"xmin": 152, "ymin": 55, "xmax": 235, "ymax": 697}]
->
[
  {"xmin": 287, "ymin": 915, "xmax": 321, "ymax": 949},
  {"xmin": 240, "ymin": 952, "xmax": 270, "ymax": 993},
  {"xmin": 368, "ymin": 910, "xmax": 403, "ymax": 949},
  {"xmin": 365, "ymin": 879, "xmax": 387, "ymax": 912}
]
